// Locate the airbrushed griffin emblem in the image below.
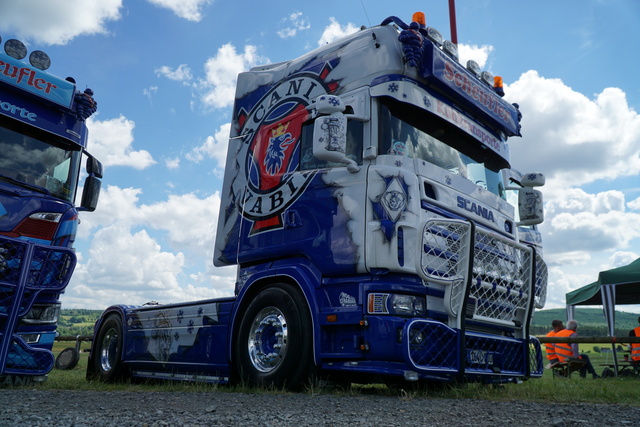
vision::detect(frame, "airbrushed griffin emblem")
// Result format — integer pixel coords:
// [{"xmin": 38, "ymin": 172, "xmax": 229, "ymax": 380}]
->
[
  {"xmin": 232, "ymin": 65, "xmax": 339, "ymax": 235},
  {"xmin": 372, "ymin": 175, "xmax": 410, "ymax": 241}
]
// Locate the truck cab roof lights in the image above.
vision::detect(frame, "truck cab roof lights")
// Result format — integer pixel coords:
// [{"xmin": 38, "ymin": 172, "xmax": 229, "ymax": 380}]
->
[
  {"xmin": 4, "ymin": 38, "xmax": 27, "ymax": 60},
  {"xmin": 443, "ymin": 40, "xmax": 459, "ymax": 61},
  {"xmin": 425, "ymin": 27, "xmax": 443, "ymax": 46},
  {"xmin": 29, "ymin": 50, "xmax": 51, "ymax": 71},
  {"xmin": 466, "ymin": 60, "xmax": 481, "ymax": 77},
  {"xmin": 493, "ymin": 76, "xmax": 505, "ymax": 97},
  {"xmin": 480, "ymin": 70, "xmax": 494, "ymax": 87},
  {"xmin": 2, "ymin": 37, "xmax": 52, "ymax": 70}
]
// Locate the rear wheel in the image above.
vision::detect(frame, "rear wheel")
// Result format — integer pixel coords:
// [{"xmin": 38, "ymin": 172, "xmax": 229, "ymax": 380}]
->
[
  {"xmin": 93, "ymin": 315, "xmax": 125, "ymax": 382},
  {"xmin": 235, "ymin": 284, "xmax": 313, "ymax": 390}
]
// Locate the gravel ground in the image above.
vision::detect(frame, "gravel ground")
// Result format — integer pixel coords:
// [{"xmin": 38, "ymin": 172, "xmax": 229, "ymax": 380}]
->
[{"xmin": 1, "ymin": 389, "xmax": 639, "ymax": 426}]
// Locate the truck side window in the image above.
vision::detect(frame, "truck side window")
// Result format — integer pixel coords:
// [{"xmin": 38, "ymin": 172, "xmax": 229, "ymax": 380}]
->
[{"xmin": 299, "ymin": 119, "xmax": 363, "ymax": 170}]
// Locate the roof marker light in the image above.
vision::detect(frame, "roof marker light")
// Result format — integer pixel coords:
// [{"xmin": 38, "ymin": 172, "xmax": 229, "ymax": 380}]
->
[
  {"xmin": 425, "ymin": 27, "xmax": 443, "ymax": 46},
  {"xmin": 466, "ymin": 60, "xmax": 480, "ymax": 76},
  {"xmin": 4, "ymin": 39, "xmax": 27, "ymax": 60}
]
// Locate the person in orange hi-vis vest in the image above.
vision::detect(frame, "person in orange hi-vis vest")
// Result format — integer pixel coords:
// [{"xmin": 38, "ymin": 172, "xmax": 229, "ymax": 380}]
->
[
  {"xmin": 545, "ymin": 320, "xmax": 564, "ymax": 368},
  {"xmin": 555, "ymin": 320, "xmax": 600, "ymax": 379},
  {"xmin": 629, "ymin": 317, "xmax": 640, "ymax": 367}
]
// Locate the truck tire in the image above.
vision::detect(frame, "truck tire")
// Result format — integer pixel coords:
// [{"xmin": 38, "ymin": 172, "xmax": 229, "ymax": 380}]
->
[
  {"xmin": 235, "ymin": 284, "xmax": 313, "ymax": 390},
  {"xmin": 93, "ymin": 314, "xmax": 125, "ymax": 382}
]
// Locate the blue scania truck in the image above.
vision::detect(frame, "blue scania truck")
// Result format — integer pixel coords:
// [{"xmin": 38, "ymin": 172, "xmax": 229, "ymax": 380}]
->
[
  {"xmin": 88, "ymin": 12, "xmax": 547, "ymax": 389},
  {"xmin": 0, "ymin": 36, "xmax": 102, "ymax": 385}
]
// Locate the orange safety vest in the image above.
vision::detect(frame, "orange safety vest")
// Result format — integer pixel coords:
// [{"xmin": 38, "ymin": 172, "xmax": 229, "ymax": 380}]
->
[
  {"xmin": 545, "ymin": 330, "xmax": 558, "ymax": 360},
  {"xmin": 554, "ymin": 329, "xmax": 576, "ymax": 362},
  {"xmin": 632, "ymin": 326, "xmax": 640, "ymax": 362}
]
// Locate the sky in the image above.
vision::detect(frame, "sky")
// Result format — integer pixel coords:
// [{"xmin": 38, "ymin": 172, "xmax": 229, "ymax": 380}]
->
[{"xmin": 1, "ymin": 0, "xmax": 640, "ymax": 316}]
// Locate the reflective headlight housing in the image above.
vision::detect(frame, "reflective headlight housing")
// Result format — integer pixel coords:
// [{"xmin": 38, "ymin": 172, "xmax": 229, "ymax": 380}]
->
[
  {"xmin": 368, "ymin": 293, "xmax": 426, "ymax": 316},
  {"xmin": 21, "ymin": 303, "xmax": 61, "ymax": 325}
]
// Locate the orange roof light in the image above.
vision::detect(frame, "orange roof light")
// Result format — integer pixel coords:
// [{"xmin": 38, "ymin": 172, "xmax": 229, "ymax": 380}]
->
[
  {"xmin": 412, "ymin": 12, "xmax": 426, "ymax": 26},
  {"xmin": 493, "ymin": 76, "xmax": 505, "ymax": 97}
]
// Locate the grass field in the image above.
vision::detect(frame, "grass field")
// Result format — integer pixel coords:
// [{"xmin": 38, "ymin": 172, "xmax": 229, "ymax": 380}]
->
[{"xmin": 19, "ymin": 340, "xmax": 635, "ymax": 405}]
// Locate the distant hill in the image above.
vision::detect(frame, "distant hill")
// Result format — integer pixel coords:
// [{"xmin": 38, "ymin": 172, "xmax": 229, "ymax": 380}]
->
[
  {"xmin": 531, "ymin": 308, "xmax": 639, "ymax": 336},
  {"xmin": 57, "ymin": 308, "xmax": 103, "ymax": 336}
]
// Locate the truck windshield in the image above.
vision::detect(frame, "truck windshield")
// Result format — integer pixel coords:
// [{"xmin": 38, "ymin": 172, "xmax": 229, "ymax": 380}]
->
[
  {"xmin": 378, "ymin": 97, "xmax": 507, "ymax": 198},
  {"xmin": 0, "ymin": 124, "xmax": 81, "ymax": 203}
]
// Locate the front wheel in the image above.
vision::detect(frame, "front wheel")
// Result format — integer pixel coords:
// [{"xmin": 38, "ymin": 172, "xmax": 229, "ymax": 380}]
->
[
  {"xmin": 235, "ymin": 284, "xmax": 313, "ymax": 390},
  {"xmin": 92, "ymin": 314, "xmax": 125, "ymax": 382}
]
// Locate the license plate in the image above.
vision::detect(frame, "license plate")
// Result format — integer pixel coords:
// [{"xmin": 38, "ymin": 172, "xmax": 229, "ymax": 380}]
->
[{"xmin": 467, "ymin": 349, "xmax": 493, "ymax": 365}]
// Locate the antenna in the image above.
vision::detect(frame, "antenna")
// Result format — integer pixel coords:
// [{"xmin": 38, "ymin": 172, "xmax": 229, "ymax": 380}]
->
[{"xmin": 449, "ymin": 0, "xmax": 458, "ymax": 44}]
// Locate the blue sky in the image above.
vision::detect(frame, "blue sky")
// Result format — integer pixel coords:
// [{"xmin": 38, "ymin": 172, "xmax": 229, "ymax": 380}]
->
[{"xmin": 1, "ymin": 0, "xmax": 640, "ymax": 315}]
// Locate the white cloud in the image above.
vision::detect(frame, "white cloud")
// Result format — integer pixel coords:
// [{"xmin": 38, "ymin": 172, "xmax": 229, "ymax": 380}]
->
[
  {"xmin": 76, "ymin": 185, "xmax": 144, "ymax": 238},
  {"xmin": 143, "ymin": 86, "xmax": 159, "ymax": 104},
  {"xmin": 504, "ymin": 71, "xmax": 640, "ymax": 309},
  {"xmin": 278, "ymin": 12, "xmax": 310, "ymax": 39},
  {"xmin": 147, "ymin": 0, "xmax": 211, "ymax": 22},
  {"xmin": 201, "ymin": 44, "xmax": 267, "ymax": 109},
  {"xmin": 186, "ymin": 122, "xmax": 230, "ymax": 169},
  {"xmin": 603, "ymin": 251, "xmax": 638, "ymax": 270},
  {"xmin": 136, "ymin": 192, "xmax": 220, "ymax": 256},
  {"xmin": 507, "ymin": 71, "xmax": 640, "ymax": 190},
  {"xmin": 318, "ymin": 17, "xmax": 359, "ymax": 46},
  {"xmin": 155, "ymin": 64, "xmax": 193, "ymax": 84},
  {"xmin": 458, "ymin": 44, "xmax": 494, "ymax": 68},
  {"xmin": 628, "ymin": 196, "xmax": 640, "ymax": 211},
  {"xmin": 67, "ymin": 185, "xmax": 236, "ymax": 308},
  {"xmin": 539, "ymin": 188, "xmax": 640, "ymax": 262},
  {"xmin": 87, "ymin": 116, "xmax": 156, "ymax": 169},
  {"xmin": 0, "ymin": 0, "xmax": 122, "ymax": 45},
  {"xmin": 165, "ymin": 157, "xmax": 180, "ymax": 169}
]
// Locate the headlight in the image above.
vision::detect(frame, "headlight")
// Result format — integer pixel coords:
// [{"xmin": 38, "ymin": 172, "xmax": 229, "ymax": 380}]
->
[
  {"xmin": 368, "ymin": 293, "xmax": 426, "ymax": 316},
  {"xmin": 21, "ymin": 303, "xmax": 61, "ymax": 325}
]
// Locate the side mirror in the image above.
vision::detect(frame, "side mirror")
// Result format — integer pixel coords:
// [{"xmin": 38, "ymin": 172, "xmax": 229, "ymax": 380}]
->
[
  {"xmin": 520, "ymin": 172, "xmax": 545, "ymax": 187},
  {"xmin": 518, "ymin": 187, "xmax": 543, "ymax": 226},
  {"xmin": 86, "ymin": 156, "xmax": 103, "ymax": 179},
  {"xmin": 312, "ymin": 95, "xmax": 359, "ymax": 173},
  {"xmin": 80, "ymin": 175, "xmax": 101, "ymax": 212}
]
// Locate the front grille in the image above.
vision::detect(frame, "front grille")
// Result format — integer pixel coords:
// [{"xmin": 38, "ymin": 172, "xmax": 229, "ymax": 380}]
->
[
  {"xmin": 406, "ymin": 320, "xmax": 459, "ymax": 371},
  {"xmin": 419, "ymin": 219, "xmax": 535, "ymax": 326},
  {"xmin": 0, "ymin": 236, "xmax": 76, "ymax": 375},
  {"xmin": 405, "ymin": 320, "xmax": 531, "ymax": 377},
  {"xmin": 470, "ymin": 228, "xmax": 532, "ymax": 324},
  {"xmin": 533, "ymin": 251, "xmax": 548, "ymax": 309}
]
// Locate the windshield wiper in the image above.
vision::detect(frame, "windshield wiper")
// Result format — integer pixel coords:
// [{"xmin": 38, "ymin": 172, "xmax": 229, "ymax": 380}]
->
[{"xmin": 0, "ymin": 174, "xmax": 50, "ymax": 195}]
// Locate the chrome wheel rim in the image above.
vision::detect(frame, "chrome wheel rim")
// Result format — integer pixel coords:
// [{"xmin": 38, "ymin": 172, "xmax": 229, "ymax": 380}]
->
[
  {"xmin": 247, "ymin": 307, "xmax": 288, "ymax": 373},
  {"xmin": 99, "ymin": 328, "xmax": 119, "ymax": 372}
]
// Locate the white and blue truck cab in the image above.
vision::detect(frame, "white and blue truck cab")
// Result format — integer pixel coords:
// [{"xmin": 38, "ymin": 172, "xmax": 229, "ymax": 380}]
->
[{"xmin": 88, "ymin": 12, "xmax": 547, "ymax": 388}]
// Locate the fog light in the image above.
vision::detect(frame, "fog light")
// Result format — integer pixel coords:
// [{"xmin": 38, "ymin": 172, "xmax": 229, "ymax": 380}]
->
[
  {"xmin": 409, "ymin": 329, "xmax": 425, "ymax": 345},
  {"xmin": 404, "ymin": 371, "xmax": 419, "ymax": 381}
]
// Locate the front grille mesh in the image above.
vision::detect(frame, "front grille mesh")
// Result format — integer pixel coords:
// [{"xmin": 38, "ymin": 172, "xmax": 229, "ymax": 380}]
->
[{"xmin": 0, "ymin": 236, "xmax": 75, "ymax": 376}]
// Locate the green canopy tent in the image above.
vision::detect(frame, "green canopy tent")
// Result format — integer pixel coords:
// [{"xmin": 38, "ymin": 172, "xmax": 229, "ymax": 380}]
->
[{"xmin": 565, "ymin": 257, "xmax": 640, "ymax": 374}]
